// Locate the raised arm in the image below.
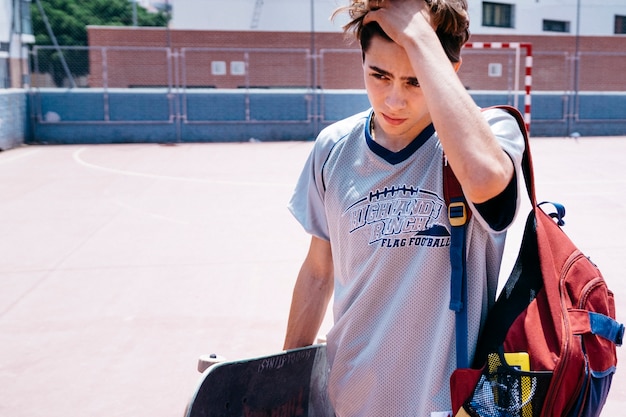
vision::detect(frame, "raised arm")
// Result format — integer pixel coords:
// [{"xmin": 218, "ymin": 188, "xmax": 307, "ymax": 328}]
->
[{"xmin": 365, "ymin": 0, "xmax": 514, "ymax": 203}]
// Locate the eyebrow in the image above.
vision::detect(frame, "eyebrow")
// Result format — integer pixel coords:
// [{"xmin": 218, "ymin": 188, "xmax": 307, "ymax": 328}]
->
[{"xmin": 368, "ymin": 65, "xmax": 419, "ymax": 85}]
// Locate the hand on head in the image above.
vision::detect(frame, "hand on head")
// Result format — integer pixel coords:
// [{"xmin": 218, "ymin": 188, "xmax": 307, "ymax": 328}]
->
[
  {"xmin": 333, "ymin": 0, "xmax": 469, "ymax": 64},
  {"xmin": 363, "ymin": 0, "xmax": 436, "ymax": 50}
]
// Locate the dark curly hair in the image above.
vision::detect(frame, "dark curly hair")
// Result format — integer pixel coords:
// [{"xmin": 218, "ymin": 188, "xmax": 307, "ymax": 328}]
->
[{"xmin": 332, "ymin": 0, "xmax": 470, "ymax": 63}]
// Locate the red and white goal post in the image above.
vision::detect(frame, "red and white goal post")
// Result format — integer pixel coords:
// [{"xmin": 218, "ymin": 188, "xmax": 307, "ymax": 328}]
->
[{"xmin": 463, "ymin": 42, "xmax": 533, "ymax": 133}]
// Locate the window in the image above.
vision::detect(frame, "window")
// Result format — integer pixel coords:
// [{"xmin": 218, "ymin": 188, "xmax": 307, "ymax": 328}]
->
[
  {"xmin": 13, "ymin": 0, "xmax": 33, "ymax": 35},
  {"xmin": 230, "ymin": 61, "xmax": 246, "ymax": 76},
  {"xmin": 543, "ymin": 20, "xmax": 570, "ymax": 33},
  {"xmin": 211, "ymin": 61, "xmax": 227, "ymax": 75},
  {"xmin": 616, "ymin": 15, "xmax": 626, "ymax": 34},
  {"xmin": 488, "ymin": 63, "xmax": 502, "ymax": 77},
  {"xmin": 482, "ymin": 2, "xmax": 514, "ymax": 28},
  {"xmin": 20, "ymin": 0, "xmax": 33, "ymax": 35}
]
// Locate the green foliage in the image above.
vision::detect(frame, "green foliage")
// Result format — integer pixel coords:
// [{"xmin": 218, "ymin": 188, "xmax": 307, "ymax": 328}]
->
[
  {"xmin": 32, "ymin": 0, "xmax": 169, "ymax": 46},
  {"xmin": 31, "ymin": 0, "xmax": 169, "ymax": 86}
]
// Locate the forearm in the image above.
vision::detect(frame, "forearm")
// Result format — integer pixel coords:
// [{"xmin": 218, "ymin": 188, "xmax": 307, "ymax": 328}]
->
[
  {"xmin": 404, "ymin": 30, "xmax": 513, "ymax": 203},
  {"xmin": 283, "ymin": 237, "xmax": 334, "ymax": 350},
  {"xmin": 283, "ymin": 271, "xmax": 333, "ymax": 349}
]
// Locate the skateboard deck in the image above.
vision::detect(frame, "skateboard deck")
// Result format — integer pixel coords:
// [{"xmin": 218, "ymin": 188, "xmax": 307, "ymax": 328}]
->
[{"xmin": 185, "ymin": 344, "xmax": 334, "ymax": 417}]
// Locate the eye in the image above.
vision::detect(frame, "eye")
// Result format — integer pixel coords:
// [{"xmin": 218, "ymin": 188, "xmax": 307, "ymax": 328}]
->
[
  {"xmin": 407, "ymin": 78, "xmax": 420, "ymax": 88},
  {"xmin": 370, "ymin": 72, "xmax": 388, "ymax": 81}
]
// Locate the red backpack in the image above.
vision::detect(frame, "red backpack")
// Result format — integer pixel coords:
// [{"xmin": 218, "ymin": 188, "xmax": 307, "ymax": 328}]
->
[{"xmin": 447, "ymin": 106, "xmax": 624, "ymax": 417}]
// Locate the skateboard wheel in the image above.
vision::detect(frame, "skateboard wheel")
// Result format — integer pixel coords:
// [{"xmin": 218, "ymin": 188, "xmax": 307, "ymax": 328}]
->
[{"xmin": 197, "ymin": 353, "xmax": 226, "ymax": 373}]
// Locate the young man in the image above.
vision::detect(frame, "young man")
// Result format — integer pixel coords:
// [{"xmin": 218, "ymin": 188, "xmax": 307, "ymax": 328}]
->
[{"xmin": 284, "ymin": 0, "xmax": 525, "ymax": 415}]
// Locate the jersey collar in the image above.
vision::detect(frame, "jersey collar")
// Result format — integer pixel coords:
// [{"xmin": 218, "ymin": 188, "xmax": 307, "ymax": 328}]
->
[{"xmin": 364, "ymin": 110, "xmax": 435, "ymax": 165}]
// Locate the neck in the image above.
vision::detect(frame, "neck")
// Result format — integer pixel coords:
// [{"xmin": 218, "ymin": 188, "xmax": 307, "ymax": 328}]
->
[{"xmin": 370, "ymin": 113, "xmax": 431, "ymax": 152}]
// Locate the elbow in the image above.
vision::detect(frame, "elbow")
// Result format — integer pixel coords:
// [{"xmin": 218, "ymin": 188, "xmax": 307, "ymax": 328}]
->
[{"xmin": 464, "ymin": 163, "xmax": 514, "ymax": 204}]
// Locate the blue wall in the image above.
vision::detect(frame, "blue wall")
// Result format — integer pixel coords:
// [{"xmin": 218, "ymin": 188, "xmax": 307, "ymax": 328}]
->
[
  {"xmin": 27, "ymin": 89, "xmax": 626, "ymax": 144},
  {"xmin": 0, "ymin": 89, "xmax": 28, "ymax": 150}
]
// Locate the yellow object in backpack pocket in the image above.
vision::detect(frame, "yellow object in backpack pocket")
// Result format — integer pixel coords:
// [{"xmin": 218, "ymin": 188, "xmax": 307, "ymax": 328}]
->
[{"xmin": 487, "ymin": 352, "xmax": 532, "ymax": 417}]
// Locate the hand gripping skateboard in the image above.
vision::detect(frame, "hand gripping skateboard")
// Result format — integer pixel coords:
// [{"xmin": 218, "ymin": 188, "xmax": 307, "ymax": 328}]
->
[{"xmin": 185, "ymin": 344, "xmax": 334, "ymax": 417}]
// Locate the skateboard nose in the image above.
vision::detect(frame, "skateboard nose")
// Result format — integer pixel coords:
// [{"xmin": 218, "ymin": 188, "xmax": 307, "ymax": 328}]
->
[{"xmin": 197, "ymin": 353, "xmax": 227, "ymax": 373}]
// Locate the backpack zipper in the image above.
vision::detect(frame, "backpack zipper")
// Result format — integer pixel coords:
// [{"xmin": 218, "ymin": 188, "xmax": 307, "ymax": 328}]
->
[
  {"xmin": 570, "ymin": 277, "xmax": 605, "ymax": 416},
  {"xmin": 541, "ymin": 250, "xmax": 584, "ymax": 416},
  {"xmin": 578, "ymin": 277, "xmax": 604, "ymax": 309}
]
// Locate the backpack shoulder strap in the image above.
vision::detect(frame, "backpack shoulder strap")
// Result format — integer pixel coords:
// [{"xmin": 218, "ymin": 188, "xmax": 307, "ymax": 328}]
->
[
  {"xmin": 446, "ymin": 105, "xmax": 530, "ymax": 370},
  {"xmin": 444, "ymin": 158, "xmax": 471, "ymax": 369}
]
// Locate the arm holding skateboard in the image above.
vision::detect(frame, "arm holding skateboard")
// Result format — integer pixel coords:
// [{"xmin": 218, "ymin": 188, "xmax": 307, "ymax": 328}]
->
[{"xmin": 283, "ymin": 236, "xmax": 334, "ymax": 350}]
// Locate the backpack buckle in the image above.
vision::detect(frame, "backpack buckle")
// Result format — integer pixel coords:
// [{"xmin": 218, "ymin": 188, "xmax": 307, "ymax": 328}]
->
[{"xmin": 448, "ymin": 201, "xmax": 468, "ymax": 227}]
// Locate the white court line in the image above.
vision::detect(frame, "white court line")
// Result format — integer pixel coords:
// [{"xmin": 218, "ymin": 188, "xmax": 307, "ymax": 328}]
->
[
  {"xmin": 72, "ymin": 147, "xmax": 290, "ymax": 187},
  {"xmin": 0, "ymin": 149, "xmax": 41, "ymax": 166}
]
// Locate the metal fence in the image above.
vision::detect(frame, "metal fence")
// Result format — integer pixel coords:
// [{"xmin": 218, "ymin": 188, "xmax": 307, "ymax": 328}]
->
[{"xmin": 29, "ymin": 45, "xmax": 626, "ymax": 131}]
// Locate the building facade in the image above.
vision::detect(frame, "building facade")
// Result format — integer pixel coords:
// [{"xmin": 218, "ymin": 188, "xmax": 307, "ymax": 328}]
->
[
  {"xmin": 168, "ymin": 0, "xmax": 626, "ymax": 36},
  {"xmin": 0, "ymin": 0, "xmax": 34, "ymax": 88},
  {"xmin": 469, "ymin": 0, "xmax": 626, "ymax": 36}
]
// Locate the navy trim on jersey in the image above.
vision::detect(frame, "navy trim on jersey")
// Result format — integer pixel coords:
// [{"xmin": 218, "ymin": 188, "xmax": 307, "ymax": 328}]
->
[
  {"xmin": 365, "ymin": 111, "xmax": 436, "ymax": 165},
  {"xmin": 474, "ymin": 169, "xmax": 518, "ymax": 231}
]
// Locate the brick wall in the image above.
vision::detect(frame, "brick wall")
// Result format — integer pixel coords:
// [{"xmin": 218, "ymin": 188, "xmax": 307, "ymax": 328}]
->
[
  {"xmin": 462, "ymin": 34, "xmax": 626, "ymax": 91},
  {"xmin": 86, "ymin": 26, "xmax": 626, "ymax": 91}
]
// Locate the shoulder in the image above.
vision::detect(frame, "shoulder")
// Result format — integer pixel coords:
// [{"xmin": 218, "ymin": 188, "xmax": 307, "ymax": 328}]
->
[
  {"xmin": 481, "ymin": 106, "xmax": 526, "ymax": 159},
  {"xmin": 315, "ymin": 110, "xmax": 369, "ymax": 148},
  {"xmin": 308, "ymin": 110, "xmax": 370, "ymax": 167},
  {"xmin": 481, "ymin": 106, "xmax": 525, "ymax": 139}
]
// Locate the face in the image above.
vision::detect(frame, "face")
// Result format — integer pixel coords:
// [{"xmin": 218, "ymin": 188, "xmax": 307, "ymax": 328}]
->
[{"xmin": 363, "ymin": 35, "xmax": 431, "ymax": 149}]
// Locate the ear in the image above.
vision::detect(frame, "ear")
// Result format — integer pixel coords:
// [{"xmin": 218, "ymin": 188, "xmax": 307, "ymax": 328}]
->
[{"xmin": 453, "ymin": 59, "xmax": 463, "ymax": 72}]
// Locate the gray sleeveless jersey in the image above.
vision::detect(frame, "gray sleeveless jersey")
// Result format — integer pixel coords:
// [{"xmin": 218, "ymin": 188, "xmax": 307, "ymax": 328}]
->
[{"xmin": 289, "ymin": 108, "xmax": 525, "ymax": 416}]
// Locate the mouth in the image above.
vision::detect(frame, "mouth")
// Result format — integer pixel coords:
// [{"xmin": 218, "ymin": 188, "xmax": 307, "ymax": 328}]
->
[{"xmin": 381, "ymin": 113, "xmax": 407, "ymax": 126}]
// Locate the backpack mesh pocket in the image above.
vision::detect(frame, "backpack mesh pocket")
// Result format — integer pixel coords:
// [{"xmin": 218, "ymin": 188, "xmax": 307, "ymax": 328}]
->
[{"xmin": 464, "ymin": 351, "xmax": 552, "ymax": 417}]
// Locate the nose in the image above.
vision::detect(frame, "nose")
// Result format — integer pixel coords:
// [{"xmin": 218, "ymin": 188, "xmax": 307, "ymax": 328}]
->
[{"xmin": 384, "ymin": 83, "xmax": 407, "ymax": 110}]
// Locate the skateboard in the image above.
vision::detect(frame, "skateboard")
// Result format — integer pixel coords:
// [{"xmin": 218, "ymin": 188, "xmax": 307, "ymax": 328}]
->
[{"xmin": 185, "ymin": 344, "xmax": 334, "ymax": 417}]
